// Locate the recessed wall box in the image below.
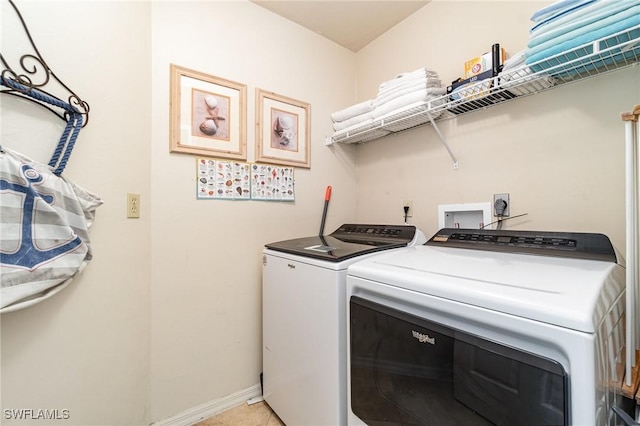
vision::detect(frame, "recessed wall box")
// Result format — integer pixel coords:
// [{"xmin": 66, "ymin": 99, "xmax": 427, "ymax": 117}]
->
[{"xmin": 438, "ymin": 202, "xmax": 492, "ymax": 230}]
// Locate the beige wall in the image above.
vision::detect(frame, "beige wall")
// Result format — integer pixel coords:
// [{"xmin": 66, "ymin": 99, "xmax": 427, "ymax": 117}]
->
[
  {"xmin": 149, "ymin": 1, "xmax": 357, "ymax": 422},
  {"xmin": 1, "ymin": 1, "xmax": 151, "ymax": 425},
  {"xmin": 354, "ymin": 1, "xmax": 639, "ymax": 254},
  {"xmin": 1, "ymin": 1, "xmax": 358, "ymax": 425}
]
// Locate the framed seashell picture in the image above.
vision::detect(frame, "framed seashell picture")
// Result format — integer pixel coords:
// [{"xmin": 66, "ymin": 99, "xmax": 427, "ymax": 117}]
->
[
  {"xmin": 256, "ymin": 88, "xmax": 310, "ymax": 169},
  {"xmin": 170, "ymin": 64, "xmax": 247, "ymax": 160}
]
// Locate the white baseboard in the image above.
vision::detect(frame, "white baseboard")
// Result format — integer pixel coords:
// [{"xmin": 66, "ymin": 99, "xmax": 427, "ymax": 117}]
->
[{"xmin": 151, "ymin": 383, "xmax": 262, "ymax": 426}]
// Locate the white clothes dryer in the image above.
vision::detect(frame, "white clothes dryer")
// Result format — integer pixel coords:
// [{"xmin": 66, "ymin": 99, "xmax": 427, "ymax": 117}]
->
[{"xmin": 346, "ymin": 228, "xmax": 628, "ymax": 426}]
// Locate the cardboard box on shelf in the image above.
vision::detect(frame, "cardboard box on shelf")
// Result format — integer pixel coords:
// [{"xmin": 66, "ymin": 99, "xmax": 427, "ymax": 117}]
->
[
  {"xmin": 444, "ymin": 43, "xmax": 515, "ymax": 115},
  {"xmin": 464, "ymin": 44, "xmax": 506, "ymax": 79}
]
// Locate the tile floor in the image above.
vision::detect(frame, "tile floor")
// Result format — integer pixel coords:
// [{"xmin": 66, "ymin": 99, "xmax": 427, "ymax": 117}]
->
[{"xmin": 194, "ymin": 401, "xmax": 285, "ymax": 426}]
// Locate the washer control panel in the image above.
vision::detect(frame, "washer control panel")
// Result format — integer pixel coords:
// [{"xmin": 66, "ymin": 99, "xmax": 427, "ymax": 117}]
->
[
  {"xmin": 332, "ymin": 224, "xmax": 416, "ymax": 244},
  {"xmin": 427, "ymin": 228, "xmax": 617, "ymax": 263}
]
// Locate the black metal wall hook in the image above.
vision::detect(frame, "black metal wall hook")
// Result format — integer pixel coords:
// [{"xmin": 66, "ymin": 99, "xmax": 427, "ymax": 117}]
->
[{"xmin": 0, "ymin": 0, "xmax": 90, "ymax": 127}]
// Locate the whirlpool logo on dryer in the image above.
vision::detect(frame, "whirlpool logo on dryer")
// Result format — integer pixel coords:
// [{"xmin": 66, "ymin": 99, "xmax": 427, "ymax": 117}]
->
[{"xmin": 412, "ymin": 330, "xmax": 435, "ymax": 345}]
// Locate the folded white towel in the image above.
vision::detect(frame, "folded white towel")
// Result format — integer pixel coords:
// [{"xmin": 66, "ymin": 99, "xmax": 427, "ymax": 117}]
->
[
  {"xmin": 375, "ymin": 100, "xmax": 445, "ymax": 128},
  {"xmin": 376, "ymin": 81, "xmax": 443, "ymax": 107},
  {"xmin": 332, "ymin": 118, "xmax": 376, "ymax": 137},
  {"xmin": 332, "ymin": 111, "xmax": 375, "ymax": 131},
  {"xmin": 330, "ymin": 99, "xmax": 374, "ymax": 123},
  {"xmin": 373, "ymin": 88, "xmax": 446, "ymax": 118},
  {"xmin": 388, "ymin": 67, "xmax": 439, "ymax": 80},
  {"xmin": 378, "ymin": 76, "xmax": 442, "ymax": 95},
  {"xmin": 378, "ymin": 68, "xmax": 439, "ymax": 91},
  {"xmin": 502, "ymin": 49, "xmax": 526, "ymax": 70}
]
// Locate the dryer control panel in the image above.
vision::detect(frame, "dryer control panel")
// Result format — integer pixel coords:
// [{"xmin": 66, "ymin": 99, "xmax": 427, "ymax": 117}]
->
[{"xmin": 426, "ymin": 228, "xmax": 618, "ymax": 263}]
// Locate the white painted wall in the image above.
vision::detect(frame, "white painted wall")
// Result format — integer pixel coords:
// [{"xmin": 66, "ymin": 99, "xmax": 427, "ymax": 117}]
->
[
  {"xmin": 2, "ymin": 1, "xmax": 357, "ymax": 425},
  {"xmin": 1, "ymin": 1, "xmax": 151, "ymax": 425},
  {"xmin": 149, "ymin": 1, "xmax": 357, "ymax": 422}
]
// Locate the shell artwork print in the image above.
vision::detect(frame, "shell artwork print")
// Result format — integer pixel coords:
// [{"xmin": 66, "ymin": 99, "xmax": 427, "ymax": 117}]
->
[
  {"xmin": 270, "ymin": 108, "xmax": 299, "ymax": 152},
  {"xmin": 191, "ymin": 88, "xmax": 231, "ymax": 141}
]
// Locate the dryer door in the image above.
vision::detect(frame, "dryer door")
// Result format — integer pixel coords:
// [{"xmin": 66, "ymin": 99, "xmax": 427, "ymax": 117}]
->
[{"xmin": 349, "ymin": 296, "xmax": 568, "ymax": 425}]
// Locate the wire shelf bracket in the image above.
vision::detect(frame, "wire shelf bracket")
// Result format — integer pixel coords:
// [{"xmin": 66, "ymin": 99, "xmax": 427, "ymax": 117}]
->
[{"xmin": 426, "ymin": 112, "xmax": 458, "ymax": 170}]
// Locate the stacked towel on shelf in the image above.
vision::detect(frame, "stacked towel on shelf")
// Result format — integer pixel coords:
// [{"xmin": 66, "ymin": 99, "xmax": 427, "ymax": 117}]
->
[
  {"xmin": 372, "ymin": 67, "xmax": 445, "ymax": 120},
  {"xmin": 499, "ymin": 50, "xmax": 555, "ymax": 96},
  {"xmin": 330, "ymin": 99, "xmax": 374, "ymax": 132},
  {"xmin": 525, "ymin": 0, "xmax": 640, "ymax": 73},
  {"xmin": 377, "ymin": 68, "xmax": 440, "ymax": 91},
  {"xmin": 330, "ymin": 67, "xmax": 445, "ymax": 140}
]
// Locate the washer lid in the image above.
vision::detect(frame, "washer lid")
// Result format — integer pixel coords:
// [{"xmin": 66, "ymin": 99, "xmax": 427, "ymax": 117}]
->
[
  {"xmin": 265, "ymin": 224, "xmax": 417, "ymax": 262},
  {"xmin": 348, "ymin": 244, "xmax": 625, "ymax": 333}
]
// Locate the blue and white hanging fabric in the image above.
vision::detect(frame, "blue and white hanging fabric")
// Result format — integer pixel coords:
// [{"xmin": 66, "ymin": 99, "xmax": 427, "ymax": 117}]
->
[{"xmin": 0, "ymin": 77, "xmax": 102, "ymax": 313}]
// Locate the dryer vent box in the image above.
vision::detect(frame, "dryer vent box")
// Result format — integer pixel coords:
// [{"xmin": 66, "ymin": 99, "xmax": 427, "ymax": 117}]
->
[{"xmin": 438, "ymin": 203, "xmax": 492, "ymax": 230}]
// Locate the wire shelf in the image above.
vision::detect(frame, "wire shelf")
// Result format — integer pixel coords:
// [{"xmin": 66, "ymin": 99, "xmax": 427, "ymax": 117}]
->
[
  {"xmin": 331, "ymin": 100, "xmax": 446, "ymax": 144},
  {"xmin": 331, "ymin": 24, "xmax": 640, "ymax": 145}
]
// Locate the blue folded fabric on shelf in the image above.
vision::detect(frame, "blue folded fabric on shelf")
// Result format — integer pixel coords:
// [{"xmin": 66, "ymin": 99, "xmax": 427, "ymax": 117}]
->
[
  {"xmin": 529, "ymin": 0, "xmax": 637, "ymax": 47},
  {"xmin": 529, "ymin": 34, "xmax": 640, "ymax": 76},
  {"xmin": 530, "ymin": 0, "xmax": 596, "ymax": 29},
  {"xmin": 526, "ymin": 11, "xmax": 640, "ymax": 72},
  {"xmin": 527, "ymin": 3, "xmax": 640, "ymax": 59}
]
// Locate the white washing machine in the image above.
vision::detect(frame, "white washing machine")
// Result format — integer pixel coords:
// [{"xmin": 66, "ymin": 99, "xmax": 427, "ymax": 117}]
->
[
  {"xmin": 346, "ymin": 228, "xmax": 629, "ymax": 426},
  {"xmin": 262, "ymin": 224, "xmax": 426, "ymax": 426}
]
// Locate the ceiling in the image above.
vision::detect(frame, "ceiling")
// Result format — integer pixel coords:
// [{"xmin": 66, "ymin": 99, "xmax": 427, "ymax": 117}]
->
[{"xmin": 250, "ymin": 1, "xmax": 430, "ymax": 52}]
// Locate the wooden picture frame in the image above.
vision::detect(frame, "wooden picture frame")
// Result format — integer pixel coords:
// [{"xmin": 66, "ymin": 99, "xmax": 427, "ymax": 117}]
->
[
  {"xmin": 170, "ymin": 64, "xmax": 246, "ymax": 160},
  {"xmin": 256, "ymin": 88, "xmax": 310, "ymax": 168}
]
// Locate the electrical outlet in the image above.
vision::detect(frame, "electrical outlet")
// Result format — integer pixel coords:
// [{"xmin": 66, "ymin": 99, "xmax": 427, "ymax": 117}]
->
[
  {"xmin": 493, "ymin": 193, "xmax": 510, "ymax": 217},
  {"xmin": 403, "ymin": 200, "xmax": 413, "ymax": 218},
  {"xmin": 127, "ymin": 193, "xmax": 140, "ymax": 219}
]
